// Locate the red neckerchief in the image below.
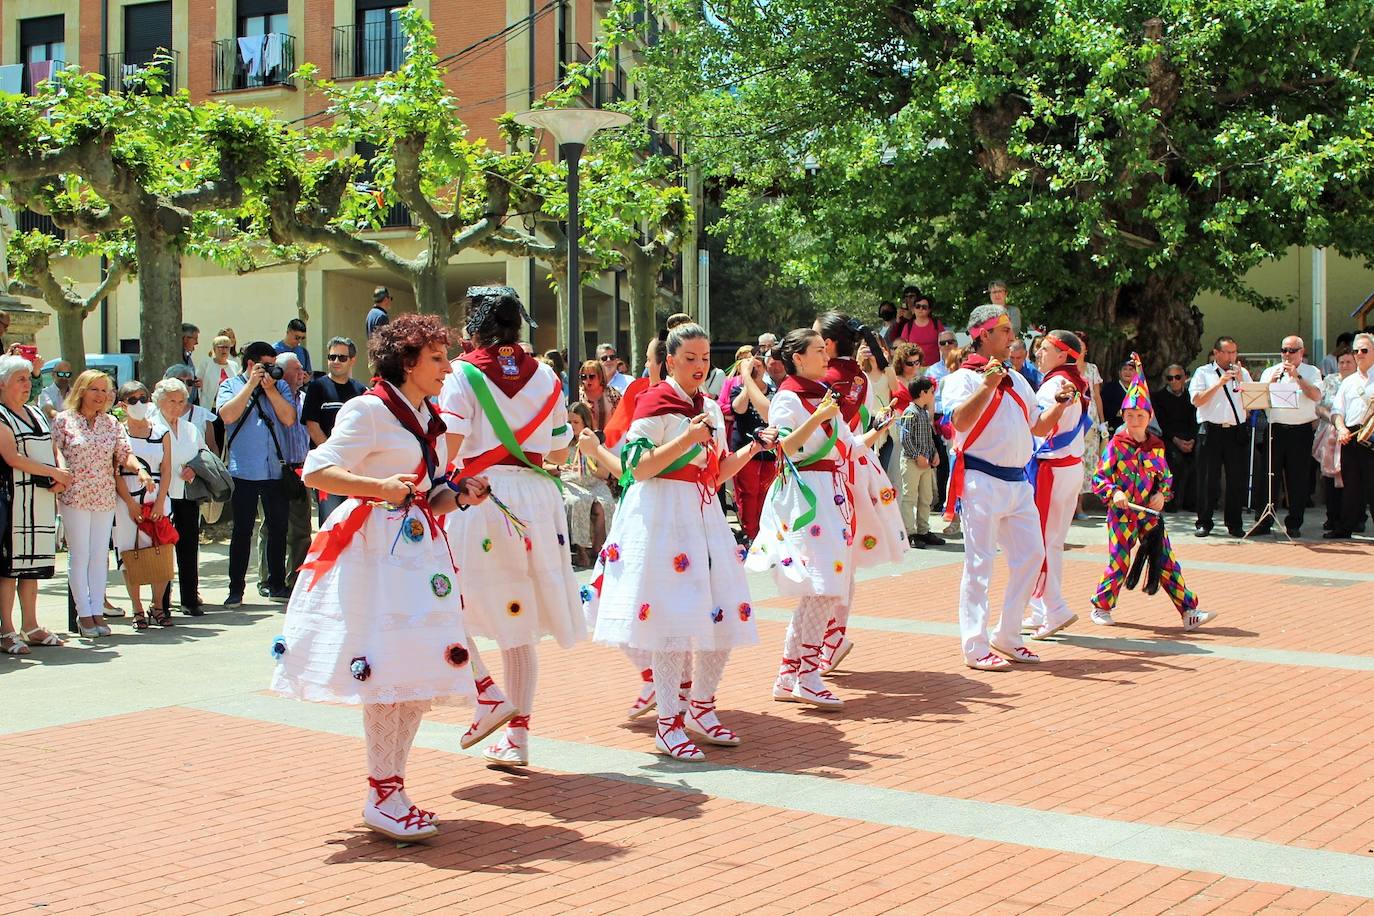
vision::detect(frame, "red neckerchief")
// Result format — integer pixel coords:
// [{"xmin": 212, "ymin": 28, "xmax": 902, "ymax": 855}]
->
[
  {"xmin": 459, "ymin": 343, "xmax": 536, "ymax": 398},
  {"xmin": 778, "ymin": 374, "xmax": 829, "ymax": 399},
  {"xmin": 960, "ymin": 352, "xmax": 1014, "ymax": 391},
  {"xmin": 604, "ymin": 377, "xmax": 654, "ymax": 448},
  {"xmin": 824, "ymin": 357, "xmax": 866, "ymax": 427},
  {"xmin": 1110, "ymin": 428, "xmax": 1165, "ymax": 455},
  {"xmin": 1044, "ymin": 363, "xmax": 1089, "ymax": 399},
  {"xmin": 368, "ymin": 381, "xmax": 445, "ymax": 483},
  {"xmin": 632, "ymin": 378, "xmax": 704, "ymax": 420}
]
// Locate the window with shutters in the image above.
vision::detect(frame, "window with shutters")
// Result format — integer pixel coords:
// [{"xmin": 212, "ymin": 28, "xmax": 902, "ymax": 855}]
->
[
  {"xmin": 213, "ymin": 0, "xmax": 296, "ymax": 91},
  {"xmin": 333, "ymin": 0, "xmax": 408, "ymax": 78},
  {"xmin": 103, "ymin": 1, "xmax": 176, "ymax": 94},
  {"xmin": 16, "ymin": 15, "xmax": 65, "ymax": 95},
  {"xmin": 355, "ymin": 141, "xmax": 412, "ymax": 229}
]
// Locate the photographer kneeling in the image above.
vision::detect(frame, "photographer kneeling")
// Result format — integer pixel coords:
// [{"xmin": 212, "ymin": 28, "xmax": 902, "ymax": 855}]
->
[{"xmin": 216, "ymin": 341, "xmax": 298, "ymax": 607}]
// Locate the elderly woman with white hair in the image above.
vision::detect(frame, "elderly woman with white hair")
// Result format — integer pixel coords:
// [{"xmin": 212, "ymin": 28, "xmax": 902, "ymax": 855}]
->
[
  {"xmin": 0, "ymin": 354, "xmax": 72, "ymax": 654},
  {"xmin": 113, "ymin": 380, "xmax": 174, "ymax": 628},
  {"xmin": 153, "ymin": 376, "xmax": 207, "ymax": 615}
]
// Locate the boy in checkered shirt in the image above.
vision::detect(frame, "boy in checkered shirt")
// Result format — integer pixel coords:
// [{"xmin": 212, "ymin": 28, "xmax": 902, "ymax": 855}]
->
[{"xmin": 899, "ymin": 377, "xmax": 945, "ymax": 548}]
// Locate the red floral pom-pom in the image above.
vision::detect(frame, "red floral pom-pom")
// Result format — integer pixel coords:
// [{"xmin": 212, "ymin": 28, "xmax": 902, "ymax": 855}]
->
[
  {"xmin": 637, "ymin": 603, "xmax": 651, "ymax": 621},
  {"xmin": 673, "ymin": 553, "xmax": 690, "ymax": 572}
]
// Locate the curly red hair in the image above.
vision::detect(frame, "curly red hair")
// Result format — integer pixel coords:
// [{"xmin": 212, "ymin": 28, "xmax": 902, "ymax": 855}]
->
[{"xmin": 370, "ymin": 313, "xmax": 453, "ymax": 385}]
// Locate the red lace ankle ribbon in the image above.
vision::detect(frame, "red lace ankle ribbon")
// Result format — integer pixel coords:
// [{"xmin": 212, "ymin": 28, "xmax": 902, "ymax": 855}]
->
[{"xmin": 368, "ymin": 775, "xmax": 404, "ymax": 804}]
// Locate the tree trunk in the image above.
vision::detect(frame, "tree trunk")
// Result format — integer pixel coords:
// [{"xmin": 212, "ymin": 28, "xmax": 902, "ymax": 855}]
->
[
  {"xmin": 1092, "ymin": 273, "xmax": 1203, "ymax": 380},
  {"xmin": 133, "ymin": 228, "xmax": 183, "ymax": 388},
  {"xmin": 55, "ymin": 304, "xmax": 89, "ymax": 375},
  {"xmin": 412, "ymin": 259, "xmax": 448, "ymax": 321},
  {"xmin": 625, "ymin": 250, "xmax": 658, "ymax": 372}
]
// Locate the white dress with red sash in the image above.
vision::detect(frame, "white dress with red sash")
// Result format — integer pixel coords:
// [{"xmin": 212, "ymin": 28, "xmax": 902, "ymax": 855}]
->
[
  {"xmin": 745, "ymin": 389, "xmax": 857, "ymax": 597},
  {"xmin": 270, "ymin": 390, "xmax": 474, "ymax": 706},
  {"xmin": 440, "ymin": 360, "xmax": 584, "ymax": 650},
  {"xmin": 591, "ymin": 380, "xmax": 757, "ymax": 651}
]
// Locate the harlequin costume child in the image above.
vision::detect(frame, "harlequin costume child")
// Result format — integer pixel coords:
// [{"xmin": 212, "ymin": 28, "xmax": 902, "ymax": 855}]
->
[
  {"xmin": 1023, "ymin": 331, "xmax": 1092, "ymax": 640},
  {"xmin": 813, "ymin": 313, "xmax": 908, "ymax": 674},
  {"xmin": 1089, "ymin": 357, "xmax": 1216, "ymax": 631},
  {"xmin": 593, "ymin": 325, "xmax": 766, "ymax": 761},
  {"xmin": 943, "ymin": 305, "xmax": 1070, "ymax": 671},
  {"xmin": 747, "ymin": 328, "xmax": 857, "ymax": 708},
  {"xmin": 439, "ymin": 287, "xmax": 584, "ymax": 768},
  {"xmin": 271, "ymin": 314, "xmax": 485, "ymax": 843}
]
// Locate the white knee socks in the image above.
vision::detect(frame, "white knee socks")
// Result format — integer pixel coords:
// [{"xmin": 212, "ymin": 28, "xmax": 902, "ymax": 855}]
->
[
  {"xmin": 690, "ymin": 649, "xmax": 730, "ymax": 704},
  {"xmin": 652, "ymin": 649, "xmax": 689, "ymax": 720}
]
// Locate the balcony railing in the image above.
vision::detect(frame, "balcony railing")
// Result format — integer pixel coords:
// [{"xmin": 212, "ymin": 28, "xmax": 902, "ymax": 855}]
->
[
  {"xmin": 21, "ymin": 58, "xmax": 65, "ymax": 95},
  {"xmin": 333, "ymin": 24, "xmax": 407, "ymax": 79},
  {"xmin": 212, "ymin": 34, "xmax": 296, "ymax": 92},
  {"xmin": 101, "ymin": 49, "xmax": 179, "ymax": 94},
  {"xmin": 376, "ymin": 202, "xmax": 412, "ymax": 229},
  {"xmin": 16, "ymin": 210, "xmax": 63, "ymax": 239}
]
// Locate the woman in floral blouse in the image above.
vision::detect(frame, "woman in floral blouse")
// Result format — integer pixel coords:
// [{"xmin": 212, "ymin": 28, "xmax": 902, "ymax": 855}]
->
[{"xmin": 52, "ymin": 370, "xmax": 154, "ymax": 637}]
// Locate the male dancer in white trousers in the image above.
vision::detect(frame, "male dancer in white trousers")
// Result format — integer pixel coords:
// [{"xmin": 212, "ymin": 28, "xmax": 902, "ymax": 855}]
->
[
  {"xmin": 1024, "ymin": 330, "xmax": 1090, "ymax": 639},
  {"xmin": 942, "ymin": 305, "xmax": 1072, "ymax": 670}
]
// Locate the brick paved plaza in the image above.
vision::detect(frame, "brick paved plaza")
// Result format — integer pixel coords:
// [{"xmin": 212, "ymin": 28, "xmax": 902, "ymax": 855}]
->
[{"xmin": 4, "ymin": 521, "xmax": 1374, "ymax": 914}]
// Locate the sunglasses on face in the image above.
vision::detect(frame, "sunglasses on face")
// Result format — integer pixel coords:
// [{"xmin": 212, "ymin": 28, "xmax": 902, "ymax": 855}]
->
[
  {"xmin": 580, "ymin": 373, "xmax": 600, "ymax": 381},
  {"xmin": 939, "ymin": 339, "xmax": 956, "ymax": 346},
  {"xmin": 124, "ymin": 396, "xmax": 149, "ymax": 405},
  {"xmin": 1165, "ymin": 374, "xmax": 1184, "ymax": 381},
  {"xmin": 326, "ymin": 354, "xmax": 350, "ymax": 362},
  {"xmin": 903, "ymin": 360, "xmax": 918, "ymax": 368},
  {"xmin": 1279, "ymin": 347, "xmax": 1302, "ymax": 354},
  {"xmin": 913, "ymin": 303, "xmax": 931, "ymax": 310},
  {"xmin": 599, "ymin": 355, "xmax": 616, "ymax": 362},
  {"xmin": 55, "ymin": 371, "xmax": 72, "ymax": 379},
  {"xmin": 1355, "ymin": 347, "xmax": 1372, "ymax": 355}
]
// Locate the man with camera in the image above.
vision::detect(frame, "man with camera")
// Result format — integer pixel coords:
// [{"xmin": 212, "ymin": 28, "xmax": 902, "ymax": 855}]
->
[
  {"xmin": 217, "ymin": 341, "xmax": 298, "ymax": 607},
  {"xmin": 1326, "ymin": 332, "xmax": 1374, "ymax": 539},
  {"xmin": 1257, "ymin": 336, "xmax": 1323, "ymax": 536},
  {"xmin": 1188, "ymin": 336, "xmax": 1252, "ymax": 537}
]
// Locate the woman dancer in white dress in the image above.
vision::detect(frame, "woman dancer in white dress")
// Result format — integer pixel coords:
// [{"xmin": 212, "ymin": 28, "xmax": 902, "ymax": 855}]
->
[
  {"xmin": 272, "ymin": 314, "xmax": 488, "ymax": 842},
  {"xmin": 747, "ymin": 328, "xmax": 856, "ymax": 708},
  {"xmin": 441, "ymin": 286, "xmax": 582, "ymax": 768},
  {"xmin": 593, "ymin": 324, "xmax": 774, "ymax": 760}
]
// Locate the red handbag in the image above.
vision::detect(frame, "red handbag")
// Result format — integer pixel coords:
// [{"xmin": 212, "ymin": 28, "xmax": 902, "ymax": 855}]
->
[{"xmin": 136, "ymin": 505, "xmax": 180, "ymax": 545}]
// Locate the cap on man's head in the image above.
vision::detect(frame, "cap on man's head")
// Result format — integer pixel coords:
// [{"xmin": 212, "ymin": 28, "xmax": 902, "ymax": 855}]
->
[{"xmin": 373, "ymin": 286, "xmax": 391, "ymax": 304}]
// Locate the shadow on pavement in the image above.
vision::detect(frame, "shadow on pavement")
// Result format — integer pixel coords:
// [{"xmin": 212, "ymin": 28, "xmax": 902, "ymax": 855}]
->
[
  {"xmin": 323, "ymin": 818, "xmax": 629, "ymax": 872},
  {"xmin": 458, "ymin": 767, "xmax": 707, "ymax": 822}
]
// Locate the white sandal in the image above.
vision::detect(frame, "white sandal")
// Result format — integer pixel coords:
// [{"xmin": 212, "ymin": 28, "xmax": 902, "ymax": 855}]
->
[
  {"xmin": 22, "ymin": 628, "xmax": 64, "ymax": 647},
  {"xmin": 1, "ymin": 631, "xmax": 31, "ymax": 656}
]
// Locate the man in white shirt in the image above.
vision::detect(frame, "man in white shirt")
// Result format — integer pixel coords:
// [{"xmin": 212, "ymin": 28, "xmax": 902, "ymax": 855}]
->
[
  {"xmin": 38, "ymin": 360, "xmax": 72, "ymax": 419},
  {"xmin": 1187, "ymin": 336, "xmax": 1252, "ymax": 537},
  {"xmin": 596, "ymin": 343, "xmax": 634, "ymax": 393},
  {"xmin": 1257, "ymin": 336, "xmax": 1323, "ymax": 536},
  {"xmin": 943, "ymin": 305, "xmax": 1071, "ymax": 671},
  {"xmin": 1326, "ymin": 333, "xmax": 1374, "ymax": 539}
]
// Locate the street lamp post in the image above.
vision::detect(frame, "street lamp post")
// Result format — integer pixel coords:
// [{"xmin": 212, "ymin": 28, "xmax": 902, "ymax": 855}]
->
[{"xmin": 513, "ymin": 108, "xmax": 631, "ymax": 382}]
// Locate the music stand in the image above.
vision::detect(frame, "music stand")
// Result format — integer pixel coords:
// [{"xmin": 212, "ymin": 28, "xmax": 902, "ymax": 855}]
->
[{"xmin": 1239, "ymin": 383, "xmax": 1291, "ymax": 541}]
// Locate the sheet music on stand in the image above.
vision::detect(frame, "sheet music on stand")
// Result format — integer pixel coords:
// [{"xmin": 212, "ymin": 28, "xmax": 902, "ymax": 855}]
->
[{"xmin": 1239, "ymin": 383, "xmax": 1271, "ymax": 411}]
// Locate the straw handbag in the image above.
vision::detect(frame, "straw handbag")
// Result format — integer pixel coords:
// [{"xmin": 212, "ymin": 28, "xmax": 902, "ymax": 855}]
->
[{"xmin": 121, "ymin": 505, "xmax": 178, "ymax": 586}]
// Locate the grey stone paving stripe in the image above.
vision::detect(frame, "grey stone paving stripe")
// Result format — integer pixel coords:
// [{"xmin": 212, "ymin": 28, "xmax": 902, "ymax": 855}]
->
[
  {"xmin": 751, "ymin": 609, "xmax": 1374, "ymax": 672},
  {"xmin": 1063, "ymin": 551, "xmax": 1374, "ymax": 582},
  {"xmin": 192, "ymin": 692, "xmax": 1374, "ymax": 899}
]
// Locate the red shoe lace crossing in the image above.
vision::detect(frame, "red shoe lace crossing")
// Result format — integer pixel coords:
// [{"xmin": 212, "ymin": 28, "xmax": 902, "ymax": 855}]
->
[
  {"xmin": 820, "ymin": 621, "xmax": 845, "ymax": 664},
  {"xmin": 678, "ymin": 679, "xmax": 692, "ymax": 702},
  {"xmin": 777, "ymin": 656, "xmax": 799, "ymax": 677},
  {"xmin": 368, "ymin": 776, "xmax": 434, "ymax": 828},
  {"xmin": 368, "ymin": 775, "xmax": 404, "ymax": 804},
  {"xmin": 656, "ymin": 713, "xmax": 700, "ymax": 758},
  {"xmin": 798, "ymin": 642, "xmax": 823, "ymax": 675},
  {"xmin": 688, "ymin": 697, "xmax": 738, "ymax": 742}
]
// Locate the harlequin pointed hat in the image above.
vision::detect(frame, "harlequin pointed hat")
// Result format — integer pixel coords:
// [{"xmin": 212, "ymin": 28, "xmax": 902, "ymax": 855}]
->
[{"xmin": 1120, "ymin": 352, "xmax": 1153, "ymax": 413}]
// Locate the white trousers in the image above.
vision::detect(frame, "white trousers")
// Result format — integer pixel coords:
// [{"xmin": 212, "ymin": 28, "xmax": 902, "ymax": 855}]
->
[
  {"xmin": 59, "ymin": 505, "xmax": 115, "ymax": 617},
  {"xmin": 958, "ymin": 472, "xmax": 1044, "ymax": 662},
  {"xmin": 1027, "ymin": 461, "xmax": 1084, "ymax": 628}
]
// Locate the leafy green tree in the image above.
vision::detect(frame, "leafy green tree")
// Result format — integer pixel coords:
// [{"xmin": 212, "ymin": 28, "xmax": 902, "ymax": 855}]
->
[
  {"xmin": 257, "ymin": 9, "xmax": 518, "ymax": 326},
  {"xmin": 478, "ymin": 114, "xmax": 690, "ymax": 366},
  {"xmin": 627, "ymin": 0, "xmax": 1374, "ymax": 372},
  {"xmin": 3, "ymin": 225, "xmax": 131, "ymax": 375},
  {"xmin": 0, "ymin": 65, "xmax": 285, "ymax": 382}
]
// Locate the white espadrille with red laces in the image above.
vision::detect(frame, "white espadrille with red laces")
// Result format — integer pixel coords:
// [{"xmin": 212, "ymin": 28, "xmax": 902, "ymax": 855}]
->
[
  {"xmin": 655, "ymin": 713, "xmax": 705, "ymax": 761},
  {"xmin": 626, "ymin": 668, "xmax": 657, "ymax": 719},
  {"xmin": 685, "ymin": 697, "xmax": 740, "ymax": 746},
  {"xmin": 818, "ymin": 619, "xmax": 853, "ymax": 675},
  {"xmin": 773, "ymin": 656, "xmax": 800, "ymax": 702},
  {"xmin": 484, "ymin": 715, "xmax": 530, "ymax": 767},
  {"xmin": 991, "ymin": 643, "xmax": 1041, "ymax": 664},
  {"xmin": 363, "ymin": 776, "xmax": 438, "ymax": 842},
  {"xmin": 793, "ymin": 641, "xmax": 844, "ymax": 708},
  {"xmin": 461, "ymin": 675, "xmax": 519, "ymax": 750},
  {"xmin": 967, "ymin": 652, "xmax": 1012, "ymax": 671}
]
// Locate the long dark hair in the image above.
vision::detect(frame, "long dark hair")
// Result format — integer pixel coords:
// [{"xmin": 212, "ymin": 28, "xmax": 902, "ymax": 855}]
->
[
  {"xmin": 780, "ymin": 328, "xmax": 820, "ymax": 376},
  {"xmin": 816, "ymin": 311, "xmax": 889, "ymax": 371}
]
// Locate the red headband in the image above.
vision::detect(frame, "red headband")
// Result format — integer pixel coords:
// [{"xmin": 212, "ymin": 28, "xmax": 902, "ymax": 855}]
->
[
  {"xmin": 1046, "ymin": 335, "xmax": 1082, "ymax": 361},
  {"xmin": 968, "ymin": 313, "xmax": 1011, "ymax": 337}
]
